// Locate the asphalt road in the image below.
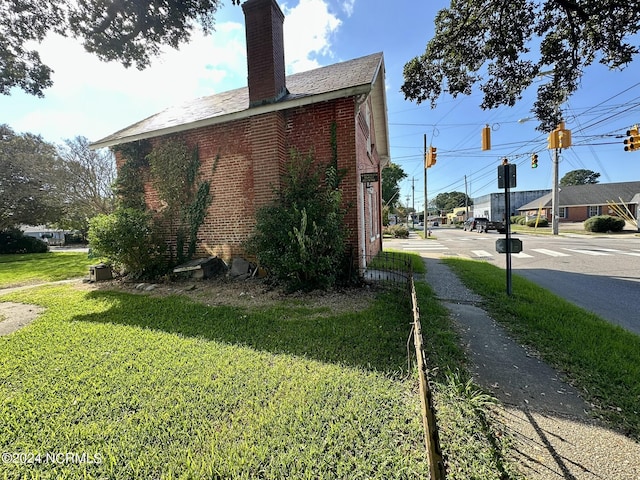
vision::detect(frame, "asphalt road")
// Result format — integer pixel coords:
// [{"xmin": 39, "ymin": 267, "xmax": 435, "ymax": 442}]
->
[{"xmin": 385, "ymin": 226, "xmax": 640, "ymax": 336}]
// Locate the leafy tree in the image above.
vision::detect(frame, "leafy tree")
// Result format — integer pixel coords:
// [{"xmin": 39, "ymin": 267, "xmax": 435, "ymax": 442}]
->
[
  {"xmin": 560, "ymin": 169, "xmax": 601, "ymax": 186},
  {"xmin": 55, "ymin": 136, "xmax": 116, "ymax": 235},
  {"xmin": 382, "ymin": 162, "xmax": 407, "ymax": 209},
  {"xmin": 0, "ymin": 124, "xmax": 65, "ymax": 230},
  {"xmin": 433, "ymin": 191, "xmax": 472, "ymax": 213},
  {"xmin": 402, "ymin": 1, "xmax": 640, "ymax": 132},
  {"xmin": 1, "ymin": 0, "xmax": 240, "ymax": 96}
]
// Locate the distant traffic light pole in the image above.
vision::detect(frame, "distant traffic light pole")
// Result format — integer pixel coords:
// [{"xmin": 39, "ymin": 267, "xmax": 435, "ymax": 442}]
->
[
  {"xmin": 552, "ymin": 147, "xmax": 560, "ymax": 235},
  {"xmin": 423, "ymin": 134, "xmax": 437, "ymax": 237},
  {"xmin": 547, "ymin": 122, "xmax": 571, "ymax": 235}
]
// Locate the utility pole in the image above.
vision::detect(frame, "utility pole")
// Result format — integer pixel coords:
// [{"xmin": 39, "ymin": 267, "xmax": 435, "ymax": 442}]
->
[
  {"xmin": 464, "ymin": 175, "xmax": 469, "ymax": 219},
  {"xmin": 552, "ymin": 147, "xmax": 559, "ymax": 235},
  {"xmin": 424, "ymin": 134, "xmax": 428, "ymax": 237},
  {"xmin": 412, "ymin": 177, "xmax": 416, "ymax": 228}
]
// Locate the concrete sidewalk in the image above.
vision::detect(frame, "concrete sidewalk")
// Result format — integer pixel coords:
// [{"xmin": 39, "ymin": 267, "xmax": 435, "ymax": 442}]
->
[
  {"xmin": 423, "ymin": 257, "xmax": 588, "ymax": 417},
  {"xmin": 421, "ymin": 257, "xmax": 640, "ymax": 480}
]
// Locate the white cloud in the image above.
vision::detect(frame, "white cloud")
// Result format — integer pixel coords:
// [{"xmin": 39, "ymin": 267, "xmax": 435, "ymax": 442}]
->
[
  {"xmin": 2, "ymin": 1, "xmax": 345, "ymax": 142},
  {"xmin": 282, "ymin": 0, "xmax": 342, "ymax": 73},
  {"xmin": 341, "ymin": 0, "xmax": 356, "ymax": 17}
]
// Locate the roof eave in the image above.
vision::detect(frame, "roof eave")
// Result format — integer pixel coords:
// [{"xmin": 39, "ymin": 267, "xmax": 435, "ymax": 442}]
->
[{"xmin": 91, "ymin": 83, "xmax": 375, "ymax": 150}]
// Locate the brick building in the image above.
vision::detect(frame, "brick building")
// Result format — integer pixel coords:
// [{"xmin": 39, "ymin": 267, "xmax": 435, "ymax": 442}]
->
[{"xmin": 92, "ymin": 0, "xmax": 389, "ymax": 270}]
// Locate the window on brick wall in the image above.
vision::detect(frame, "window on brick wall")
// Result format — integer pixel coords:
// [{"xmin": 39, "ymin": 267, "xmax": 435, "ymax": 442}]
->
[
  {"xmin": 588, "ymin": 205, "xmax": 600, "ymax": 217},
  {"xmin": 559, "ymin": 207, "xmax": 566, "ymax": 218}
]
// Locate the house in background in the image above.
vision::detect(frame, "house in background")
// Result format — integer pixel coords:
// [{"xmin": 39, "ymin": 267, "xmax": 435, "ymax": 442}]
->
[
  {"xmin": 92, "ymin": 0, "xmax": 389, "ymax": 270},
  {"xmin": 517, "ymin": 181, "xmax": 640, "ymax": 227},
  {"xmin": 21, "ymin": 225, "xmax": 66, "ymax": 246}
]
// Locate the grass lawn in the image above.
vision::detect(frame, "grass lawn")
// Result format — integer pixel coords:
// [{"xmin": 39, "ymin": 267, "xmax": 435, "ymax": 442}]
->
[
  {"xmin": 0, "ymin": 271, "xmax": 517, "ymax": 479},
  {"xmin": 444, "ymin": 258, "xmax": 640, "ymax": 440},
  {"xmin": 0, "ymin": 252, "xmax": 94, "ymax": 288}
]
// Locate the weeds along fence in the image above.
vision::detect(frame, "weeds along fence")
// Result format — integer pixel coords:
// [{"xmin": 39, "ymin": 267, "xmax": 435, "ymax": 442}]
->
[
  {"xmin": 409, "ymin": 275, "xmax": 446, "ymax": 480},
  {"xmin": 362, "ymin": 251, "xmax": 445, "ymax": 479}
]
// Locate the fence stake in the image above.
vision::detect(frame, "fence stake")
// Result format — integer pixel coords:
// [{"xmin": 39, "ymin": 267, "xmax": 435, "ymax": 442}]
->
[{"xmin": 410, "ymin": 277, "xmax": 446, "ymax": 479}]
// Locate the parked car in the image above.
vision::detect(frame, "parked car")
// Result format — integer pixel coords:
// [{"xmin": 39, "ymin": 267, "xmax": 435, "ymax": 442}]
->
[{"xmin": 463, "ymin": 217, "xmax": 506, "ymax": 233}]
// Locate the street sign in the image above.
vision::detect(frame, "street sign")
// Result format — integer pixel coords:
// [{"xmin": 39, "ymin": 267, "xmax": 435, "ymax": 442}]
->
[
  {"xmin": 496, "ymin": 238, "xmax": 523, "ymax": 254},
  {"xmin": 497, "ymin": 164, "xmax": 517, "ymax": 189},
  {"xmin": 360, "ymin": 172, "xmax": 379, "ymax": 183}
]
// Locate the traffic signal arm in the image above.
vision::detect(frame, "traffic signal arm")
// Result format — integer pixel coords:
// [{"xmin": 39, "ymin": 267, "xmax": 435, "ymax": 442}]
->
[{"xmin": 624, "ymin": 125, "xmax": 639, "ymax": 152}]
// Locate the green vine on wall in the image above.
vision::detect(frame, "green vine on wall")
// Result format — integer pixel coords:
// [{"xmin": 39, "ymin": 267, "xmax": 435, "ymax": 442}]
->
[
  {"xmin": 146, "ymin": 139, "xmax": 214, "ymax": 265},
  {"xmin": 112, "ymin": 140, "xmax": 151, "ymax": 210}
]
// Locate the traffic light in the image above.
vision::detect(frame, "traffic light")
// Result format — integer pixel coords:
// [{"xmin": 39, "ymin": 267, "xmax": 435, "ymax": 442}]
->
[
  {"xmin": 481, "ymin": 125, "xmax": 491, "ymax": 150},
  {"xmin": 531, "ymin": 153, "xmax": 538, "ymax": 168},
  {"xmin": 624, "ymin": 125, "xmax": 639, "ymax": 152},
  {"xmin": 547, "ymin": 122, "xmax": 571, "ymax": 149},
  {"xmin": 425, "ymin": 146, "xmax": 437, "ymax": 168}
]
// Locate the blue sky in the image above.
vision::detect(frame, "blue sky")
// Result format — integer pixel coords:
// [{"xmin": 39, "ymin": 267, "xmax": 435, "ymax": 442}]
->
[{"xmin": 2, "ymin": 0, "xmax": 640, "ymax": 210}]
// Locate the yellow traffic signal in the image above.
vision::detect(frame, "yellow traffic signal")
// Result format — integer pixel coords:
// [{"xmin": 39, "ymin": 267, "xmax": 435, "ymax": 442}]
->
[
  {"xmin": 531, "ymin": 153, "xmax": 538, "ymax": 168},
  {"xmin": 548, "ymin": 122, "xmax": 571, "ymax": 149},
  {"xmin": 624, "ymin": 125, "xmax": 639, "ymax": 152},
  {"xmin": 425, "ymin": 146, "xmax": 437, "ymax": 168},
  {"xmin": 481, "ymin": 125, "xmax": 491, "ymax": 150}
]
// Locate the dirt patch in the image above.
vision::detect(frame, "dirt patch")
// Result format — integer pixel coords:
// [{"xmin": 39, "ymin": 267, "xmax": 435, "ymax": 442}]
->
[
  {"xmin": 75, "ymin": 277, "xmax": 382, "ymax": 313},
  {"xmin": 0, "ymin": 302, "xmax": 45, "ymax": 336}
]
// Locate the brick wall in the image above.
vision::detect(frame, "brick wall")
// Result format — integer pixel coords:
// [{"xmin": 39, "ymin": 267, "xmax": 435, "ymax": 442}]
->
[{"xmin": 115, "ymin": 95, "xmax": 382, "ymax": 268}]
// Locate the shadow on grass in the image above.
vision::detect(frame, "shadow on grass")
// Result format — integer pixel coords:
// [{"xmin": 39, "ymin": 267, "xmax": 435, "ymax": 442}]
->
[{"xmin": 76, "ymin": 287, "xmax": 415, "ymax": 374}]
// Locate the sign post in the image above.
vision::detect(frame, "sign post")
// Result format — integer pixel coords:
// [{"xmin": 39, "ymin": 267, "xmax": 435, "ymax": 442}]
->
[{"xmin": 496, "ymin": 160, "xmax": 519, "ymax": 296}]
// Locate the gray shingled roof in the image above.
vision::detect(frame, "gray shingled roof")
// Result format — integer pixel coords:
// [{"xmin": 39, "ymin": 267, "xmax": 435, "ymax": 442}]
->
[
  {"xmin": 518, "ymin": 181, "xmax": 640, "ymax": 210},
  {"xmin": 92, "ymin": 52, "xmax": 387, "ymax": 154}
]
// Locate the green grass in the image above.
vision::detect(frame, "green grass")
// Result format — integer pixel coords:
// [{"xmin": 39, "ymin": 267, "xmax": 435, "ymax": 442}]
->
[
  {"xmin": 443, "ymin": 258, "xmax": 640, "ymax": 440},
  {"xmin": 0, "ymin": 252, "xmax": 95, "ymax": 288},
  {"xmin": 369, "ymin": 250, "xmax": 426, "ymax": 274},
  {"xmin": 0, "ymin": 279, "xmax": 518, "ymax": 479}
]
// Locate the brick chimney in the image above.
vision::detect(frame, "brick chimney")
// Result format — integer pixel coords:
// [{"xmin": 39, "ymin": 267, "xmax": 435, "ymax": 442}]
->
[{"xmin": 242, "ymin": 0, "xmax": 287, "ymax": 107}]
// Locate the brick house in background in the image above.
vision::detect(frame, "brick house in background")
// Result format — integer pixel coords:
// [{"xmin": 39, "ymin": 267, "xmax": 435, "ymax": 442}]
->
[
  {"xmin": 517, "ymin": 181, "xmax": 640, "ymax": 226},
  {"xmin": 92, "ymin": 0, "xmax": 389, "ymax": 270}
]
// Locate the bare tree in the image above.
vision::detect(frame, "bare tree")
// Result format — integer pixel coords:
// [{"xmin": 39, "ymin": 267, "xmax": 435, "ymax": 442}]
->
[{"xmin": 56, "ymin": 136, "xmax": 116, "ymax": 233}]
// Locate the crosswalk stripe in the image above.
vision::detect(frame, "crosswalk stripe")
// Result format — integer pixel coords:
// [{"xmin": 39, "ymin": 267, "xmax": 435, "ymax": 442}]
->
[
  {"xmin": 562, "ymin": 248, "xmax": 610, "ymax": 256},
  {"xmin": 620, "ymin": 252, "xmax": 640, "ymax": 257},
  {"xmin": 472, "ymin": 250, "xmax": 493, "ymax": 257},
  {"xmin": 512, "ymin": 252, "xmax": 534, "ymax": 258},
  {"xmin": 531, "ymin": 248, "xmax": 570, "ymax": 257}
]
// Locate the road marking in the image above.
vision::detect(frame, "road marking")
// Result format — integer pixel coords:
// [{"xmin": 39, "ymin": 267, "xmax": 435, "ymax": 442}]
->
[
  {"xmin": 583, "ymin": 248, "xmax": 640, "ymax": 257},
  {"xmin": 562, "ymin": 248, "xmax": 611, "ymax": 256},
  {"xmin": 472, "ymin": 250, "xmax": 493, "ymax": 257},
  {"xmin": 512, "ymin": 252, "xmax": 534, "ymax": 258},
  {"xmin": 531, "ymin": 248, "xmax": 571, "ymax": 257}
]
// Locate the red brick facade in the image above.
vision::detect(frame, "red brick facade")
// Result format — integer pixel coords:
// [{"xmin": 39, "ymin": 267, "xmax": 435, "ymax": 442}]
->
[
  {"xmin": 117, "ymin": 95, "xmax": 383, "ymax": 267},
  {"xmin": 109, "ymin": 0, "xmax": 385, "ymax": 270}
]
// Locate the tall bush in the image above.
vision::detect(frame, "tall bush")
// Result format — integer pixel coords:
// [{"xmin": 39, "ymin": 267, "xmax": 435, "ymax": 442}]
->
[
  {"xmin": 247, "ymin": 150, "xmax": 348, "ymax": 292},
  {"xmin": 88, "ymin": 208, "xmax": 166, "ymax": 278}
]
